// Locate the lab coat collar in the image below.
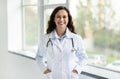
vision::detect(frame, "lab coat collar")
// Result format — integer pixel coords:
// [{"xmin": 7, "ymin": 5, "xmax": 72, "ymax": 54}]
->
[
  {"xmin": 65, "ymin": 28, "xmax": 73, "ymax": 38},
  {"xmin": 50, "ymin": 28, "xmax": 73, "ymax": 39}
]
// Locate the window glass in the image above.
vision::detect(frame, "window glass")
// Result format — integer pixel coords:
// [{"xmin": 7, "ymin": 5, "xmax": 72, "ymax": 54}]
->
[
  {"xmin": 21, "ymin": 0, "xmax": 68, "ymax": 53},
  {"xmin": 23, "ymin": 6, "xmax": 39, "ymax": 51},
  {"xmin": 44, "ymin": 0, "xmax": 66, "ymax": 5},
  {"xmin": 44, "ymin": 9, "xmax": 53, "ymax": 32},
  {"xmin": 23, "ymin": 0, "xmax": 38, "ymax": 5},
  {"xmin": 70, "ymin": 0, "xmax": 120, "ymax": 72}
]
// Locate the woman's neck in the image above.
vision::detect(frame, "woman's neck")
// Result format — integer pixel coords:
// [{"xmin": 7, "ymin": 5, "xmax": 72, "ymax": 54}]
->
[{"xmin": 56, "ymin": 28, "xmax": 66, "ymax": 37}]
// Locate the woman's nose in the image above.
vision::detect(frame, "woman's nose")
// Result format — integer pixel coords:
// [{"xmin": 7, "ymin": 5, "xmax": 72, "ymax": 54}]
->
[{"xmin": 60, "ymin": 17, "xmax": 64, "ymax": 21}]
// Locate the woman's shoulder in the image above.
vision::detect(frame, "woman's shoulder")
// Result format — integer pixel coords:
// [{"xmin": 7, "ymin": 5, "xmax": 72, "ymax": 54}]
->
[
  {"xmin": 71, "ymin": 32, "xmax": 82, "ymax": 39},
  {"xmin": 41, "ymin": 33, "xmax": 51, "ymax": 38},
  {"xmin": 40, "ymin": 33, "xmax": 50, "ymax": 42}
]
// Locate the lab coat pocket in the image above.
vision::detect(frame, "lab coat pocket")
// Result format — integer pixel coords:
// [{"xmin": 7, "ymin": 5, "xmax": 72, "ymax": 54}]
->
[
  {"xmin": 71, "ymin": 72, "xmax": 79, "ymax": 79},
  {"xmin": 44, "ymin": 72, "xmax": 53, "ymax": 79}
]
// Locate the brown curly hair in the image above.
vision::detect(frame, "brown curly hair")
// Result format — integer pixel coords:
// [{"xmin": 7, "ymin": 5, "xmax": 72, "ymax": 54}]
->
[{"xmin": 46, "ymin": 6, "xmax": 76, "ymax": 34}]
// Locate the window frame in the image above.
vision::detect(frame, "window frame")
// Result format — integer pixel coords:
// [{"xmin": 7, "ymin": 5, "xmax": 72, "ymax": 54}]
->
[
  {"xmin": 8, "ymin": 0, "xmax": 120, "ymax": 78},
  {"xmin": 8, "ymin": 0, "xmax": 69, "ymax": 58}
]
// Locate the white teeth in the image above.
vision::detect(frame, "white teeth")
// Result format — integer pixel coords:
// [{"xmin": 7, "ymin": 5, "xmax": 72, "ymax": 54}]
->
[{"xmin": 59, "ymin": 23, "xmax": 64, "ymax": 25}]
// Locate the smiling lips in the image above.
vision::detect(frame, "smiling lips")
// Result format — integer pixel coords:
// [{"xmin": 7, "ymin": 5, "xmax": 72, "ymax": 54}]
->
[{"xmin": 58, "ymin": 22, "xmax": 66, "ymax": 25}]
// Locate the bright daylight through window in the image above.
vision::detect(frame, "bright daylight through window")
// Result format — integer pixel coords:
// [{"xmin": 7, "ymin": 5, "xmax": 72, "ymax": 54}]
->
[
  {"xmin": 69, "ymin": 0, "xmax": 120, "ymax": 72},
  {"xmin": 8, "ymin": 0, "xmax": 120, "ymax": 72}
]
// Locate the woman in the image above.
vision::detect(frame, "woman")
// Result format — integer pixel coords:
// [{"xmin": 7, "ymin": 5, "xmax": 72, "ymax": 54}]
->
[{"xmin": 36, "ymin": 6, "xmax": 88, "ymax": 79}]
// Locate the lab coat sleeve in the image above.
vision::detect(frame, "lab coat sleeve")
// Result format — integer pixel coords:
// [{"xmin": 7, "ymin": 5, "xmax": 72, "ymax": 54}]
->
[
  {"xmin": 74, "ymin": 36, "xmax": 88, "ymax": 74},
  {"xmin": 35, "ymin": 35, "xmax": 47, "ymax": 73}
]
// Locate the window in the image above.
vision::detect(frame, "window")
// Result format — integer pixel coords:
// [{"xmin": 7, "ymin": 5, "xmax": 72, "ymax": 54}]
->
[
  {"xmin": 8, "ymin": 0, "xmax": 120, "ymax": 73},
  {"xmin": 8, "ymin": 0, "xmax": 23, "ymax": 51},
  {"xmin": 22, "ymin": 1, "xmax": 39, "ymax": 51},
  {"xmin": 69, "ymin": 0, "xmax": 120, "ymax": 72},
  {"xmin": 8, "ymin": 0, "xmax": 68, "ymax": 57},
  {"xmin": 44, "ymin": 0, "xmax": 66, "ymax": 5},
  {"xmin": 22, "ymin": 0, "xmax": 68, "ymax": 52}
]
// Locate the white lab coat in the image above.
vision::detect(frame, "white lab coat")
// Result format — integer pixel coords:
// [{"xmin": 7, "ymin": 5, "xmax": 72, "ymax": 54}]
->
[{"xmin": 36, "ymin": 28, "xmax": 87, "ymax": 79}]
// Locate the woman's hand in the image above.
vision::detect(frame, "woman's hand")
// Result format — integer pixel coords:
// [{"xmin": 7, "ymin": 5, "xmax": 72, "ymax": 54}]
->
[
  {"xmin": 72, "ymin": 69, "xmax": 78, "ymax": 74},
  {"xmin": 44, "ymin": 69, "xmax": 51, "ymax": 74}
]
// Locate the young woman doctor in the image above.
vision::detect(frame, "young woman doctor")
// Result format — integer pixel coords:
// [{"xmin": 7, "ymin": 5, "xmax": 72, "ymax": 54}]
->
[{"xmin": 36, "ymin": 6, "xmax": 88, "ymax": 79}]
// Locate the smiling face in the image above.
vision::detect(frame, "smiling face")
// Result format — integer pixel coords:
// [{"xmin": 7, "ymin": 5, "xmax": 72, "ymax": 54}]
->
[{"xmin": 54, "ymin": 9, "xmax": 69, "ymax": 31}]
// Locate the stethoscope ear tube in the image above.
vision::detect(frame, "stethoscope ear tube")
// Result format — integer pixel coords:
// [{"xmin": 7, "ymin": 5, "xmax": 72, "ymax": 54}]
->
[{"xmin": 46, "ymin": 38, "xmax": 75, "ymax": 49}]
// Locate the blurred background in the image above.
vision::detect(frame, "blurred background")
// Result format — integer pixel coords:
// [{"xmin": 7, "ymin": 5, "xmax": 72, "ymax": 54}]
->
[{"xmin": 1, "ymin": 0, "xmax": 120, "ymax": 79}]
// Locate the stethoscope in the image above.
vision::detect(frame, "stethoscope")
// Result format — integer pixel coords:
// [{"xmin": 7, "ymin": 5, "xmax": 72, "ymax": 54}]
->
[{"xmin": 46, "ymin": 38, "xmax": 76, "ymax": 52}]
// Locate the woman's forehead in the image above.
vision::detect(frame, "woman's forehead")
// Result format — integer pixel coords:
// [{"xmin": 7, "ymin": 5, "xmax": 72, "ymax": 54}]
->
[{"xmin": 55, "ymin": 10, "xmax": 68, "ymax": 15}]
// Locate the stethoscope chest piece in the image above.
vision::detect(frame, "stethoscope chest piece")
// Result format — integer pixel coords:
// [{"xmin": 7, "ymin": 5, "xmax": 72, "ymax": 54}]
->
[{"xmin": 71, "ymin": 47, "xmax": 76, "ymax": 52}]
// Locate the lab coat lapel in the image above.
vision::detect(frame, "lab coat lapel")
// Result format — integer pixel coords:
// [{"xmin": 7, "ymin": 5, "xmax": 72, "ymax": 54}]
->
[
  {"xmin": 49, "ymin": 32, "xmax": 63, "ymax": 52},
  {"xmin": 53, "ymin": 28, "xmax": 73, "ymax": 51},
  {"xmin": 54, "ymin": 40, "xmax": 63, "ymax": 52},
  {"xmin": 48, "ymin": 28, "xmax": 74, "ymax": 52}
]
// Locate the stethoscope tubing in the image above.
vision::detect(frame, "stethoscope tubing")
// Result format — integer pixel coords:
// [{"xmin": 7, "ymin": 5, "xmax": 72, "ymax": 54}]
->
[
  {"xmin": 46, "ymin": 38, "xmax": 53, "ymax": 47},
  {"xmin": 46, "ymin": 38, "xmax": 74, "ymax": 48}
]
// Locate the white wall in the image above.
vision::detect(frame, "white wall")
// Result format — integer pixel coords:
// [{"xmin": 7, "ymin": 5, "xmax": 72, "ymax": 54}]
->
[
  {"xmin": 0, "ymin": 0, "xmax": 41, "ymax": 79},
  {"xmin": 0, "ymin": 0, "xmax": 8, "ymax": 78}
]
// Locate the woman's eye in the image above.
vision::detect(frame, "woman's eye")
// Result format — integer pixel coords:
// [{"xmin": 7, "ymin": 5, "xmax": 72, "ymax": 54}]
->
[
  {"xmin": 63, "ymin": 16, "xmax": 67, "ymax": 18},
  {"xmin": 56, "ymin": 15, "xmax": 67, "ymax": 19},
  {"xmin": 57, "ymin": 16, "xmax": 61, "ymax": 18}
]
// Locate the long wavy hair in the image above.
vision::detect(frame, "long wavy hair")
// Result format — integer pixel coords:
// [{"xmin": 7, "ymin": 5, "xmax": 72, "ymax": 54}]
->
[{"xmin": 46, "ymin": 6, "xmax": 76, "ymax": 34}]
